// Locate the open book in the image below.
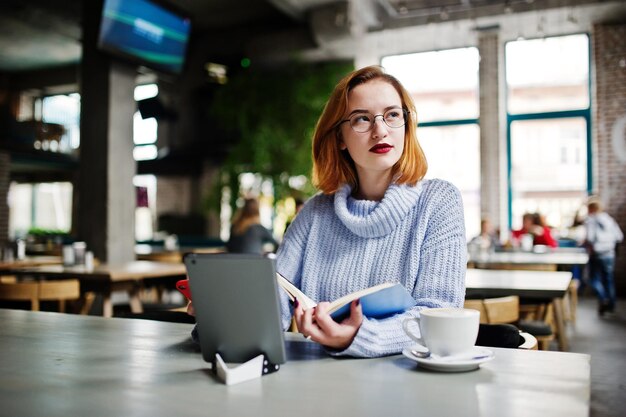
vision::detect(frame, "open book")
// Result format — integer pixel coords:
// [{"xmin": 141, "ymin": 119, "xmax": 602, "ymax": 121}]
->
[{"xmin": 276, "ymin": 273, "xmax": 416, "ymax": 321}]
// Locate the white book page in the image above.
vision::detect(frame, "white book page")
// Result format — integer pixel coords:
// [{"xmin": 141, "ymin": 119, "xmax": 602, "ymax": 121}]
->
[{"xmin": 276, "ymin": 273, "xmax": 317, "ymax": 310}]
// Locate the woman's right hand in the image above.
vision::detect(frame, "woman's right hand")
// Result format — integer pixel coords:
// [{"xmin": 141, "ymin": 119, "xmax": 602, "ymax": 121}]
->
[
  {"xmin": 293, "ymin": 299, "xmax": 363, "ymax": 350},
  {"xmin": 187, "ymin": 301, "xmax": 195, "ymax": 317}
]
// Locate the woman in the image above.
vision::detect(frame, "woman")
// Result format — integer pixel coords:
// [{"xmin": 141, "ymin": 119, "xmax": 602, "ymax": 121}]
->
[
  {"xmin": 511, "ymin": 212, "xmax": 557, "ymax": 248},
  {"xmin": 469, "ymin": 218, "xmax": 500, "ymax": 251},
  {"xmin": 278, "ymin": 66, "xmax": 466, "ymax": 357},
  {"xmin": 227, "ymin": 198, "xmax": 277, "ymax": 254},
  {"xmin": 532, "ymin": 213, "xmax": 558, "ymax": 248}
]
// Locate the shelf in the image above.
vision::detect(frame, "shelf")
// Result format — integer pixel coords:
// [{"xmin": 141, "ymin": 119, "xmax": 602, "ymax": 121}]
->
[{"xmin": 1, "ymin": 140, "xmax": 78, "ymax": 182}]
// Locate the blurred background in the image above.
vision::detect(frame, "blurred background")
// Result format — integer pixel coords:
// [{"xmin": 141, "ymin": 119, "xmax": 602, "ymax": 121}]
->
[{"xmin": 0, "ymin": 0, "xmax": 624, "ymax": 290}]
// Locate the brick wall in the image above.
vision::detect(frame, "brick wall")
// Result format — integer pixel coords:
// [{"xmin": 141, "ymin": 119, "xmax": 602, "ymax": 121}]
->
[
  {"xmin": 592, "ymin": 22, "xmax": 626, "ymax": 295},
  {"xmin": 155, "ymin": 176, "xmax": 193, "ymax": 219}
]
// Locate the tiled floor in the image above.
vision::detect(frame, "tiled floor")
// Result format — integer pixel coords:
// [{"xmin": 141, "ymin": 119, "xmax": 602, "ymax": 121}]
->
[{"xmin": 566, "ymin": 295, "xmax": 626, "ymax": 417}]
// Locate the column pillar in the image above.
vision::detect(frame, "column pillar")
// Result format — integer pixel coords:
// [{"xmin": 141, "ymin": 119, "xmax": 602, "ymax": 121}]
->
[
  {"xmin": 478, "ymin": 29, "xmax": 507, "ymax": 238},
  {"xmin": 0, "ymin": 151, "xmax": 9, "ymax": 245},
  {"xmin": 78, "ymin": 0, "xmax": 135, "ymax": 263}
]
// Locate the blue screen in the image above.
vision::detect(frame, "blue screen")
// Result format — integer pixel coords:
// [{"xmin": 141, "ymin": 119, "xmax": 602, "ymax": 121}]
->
[{"xmin": 98, "ymin": 0, "xmax": 191, "ymax": 74}]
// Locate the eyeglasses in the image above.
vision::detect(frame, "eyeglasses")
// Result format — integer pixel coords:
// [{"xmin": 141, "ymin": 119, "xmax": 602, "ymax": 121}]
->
[{"xmin": 338, "ymin": 108, "xmax": 409, "ymax": 133}]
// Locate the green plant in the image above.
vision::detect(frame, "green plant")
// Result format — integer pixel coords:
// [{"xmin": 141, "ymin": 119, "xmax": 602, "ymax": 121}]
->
[
  {"xmin": 205, "ymin": 61, "xmax": 353, "ymax": 213},
  {"xmin": 27, "ymin": 227, "xmax": 69, "ymax": 236}
]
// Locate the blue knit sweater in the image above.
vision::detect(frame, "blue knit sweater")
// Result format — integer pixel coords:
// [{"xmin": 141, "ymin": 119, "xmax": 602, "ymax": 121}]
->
[{"xmin": 276, "ymin": 179, "xmax": 467, "ymax": 358}]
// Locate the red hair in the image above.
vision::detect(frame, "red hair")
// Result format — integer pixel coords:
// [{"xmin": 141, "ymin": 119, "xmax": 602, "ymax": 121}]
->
[{"xmin": 312, "ymin": 66, "xmax": 427, "ymax": 194}]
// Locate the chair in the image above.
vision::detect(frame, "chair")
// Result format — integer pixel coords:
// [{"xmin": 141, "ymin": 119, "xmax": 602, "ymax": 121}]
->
[
  {"xmin": 518, "ymin": 299, "xmax": 563, "ymax": 349},
  {"xmin": 465, "ymin": 295, "xmax": 554, "ymax": 350},
  {"xmin": 563, "ymin": 279, "xmax": 578, "ymax": 324},
  {"xmin": 0, "ymin": 279, "xmax": 80, "ymax": 312},
  {"xmin": 476, "ymin": 263, "xmax": 557, "ymax": 272}
]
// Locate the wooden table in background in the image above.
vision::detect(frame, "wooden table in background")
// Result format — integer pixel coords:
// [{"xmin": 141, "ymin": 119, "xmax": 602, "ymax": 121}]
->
[
  {"xmin": 4, "ymin": 261, "xmax": 187, "ymax": 317},
  {"xmin": 135, "ymin": 245, "xmax": 226, "ymax": 263},
  {"xmin": 0, "ymin": 255, "xmax": 63, "ymax": 271}
]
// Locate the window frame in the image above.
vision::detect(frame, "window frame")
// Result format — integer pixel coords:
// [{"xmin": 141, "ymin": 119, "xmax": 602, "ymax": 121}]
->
[{"xmin": 505, "ymin": 33, "xmax": 592, "ymax": 230}]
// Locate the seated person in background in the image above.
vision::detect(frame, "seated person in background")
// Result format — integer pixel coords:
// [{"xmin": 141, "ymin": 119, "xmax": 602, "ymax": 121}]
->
[
  {"xmin": 469, "ymin": 218, "xmax": 500, "ymax": 251},
  {"xmin": 226, "ymin": 198, "xmax": 277, "ymax": 254},
  {"xmin": 511, "ymin": 212, "xmax": 557, "ymax": 248},
  {"xmin": 511, "ymin": 213, "xmax": 539, "ymax": 245},
  {"xmin": 531, "ymin": 213, "xmax": 558, "ymax": 248}
]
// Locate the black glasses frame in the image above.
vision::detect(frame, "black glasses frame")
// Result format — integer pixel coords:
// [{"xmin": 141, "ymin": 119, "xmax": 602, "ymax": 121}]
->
[{"xmin": 337, "ymin": 108, "xmax": 410, "ymax": 133}]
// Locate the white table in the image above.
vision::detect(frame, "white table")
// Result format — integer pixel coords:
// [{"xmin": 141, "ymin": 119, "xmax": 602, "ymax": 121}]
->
[
  {"xmin": 469, "ymin": 250, "xmax": 588, "ymax": 269},
  {"xmin": 465, "ymin": 268, "xmax": 572, "ymax": 299},
  {"xmin": 0, "ymin": 309, "xmax": 590, "ymax": 417},
  {"xmin": 466, "ymin": 268, "xmax": 573, "ymax": 351}
]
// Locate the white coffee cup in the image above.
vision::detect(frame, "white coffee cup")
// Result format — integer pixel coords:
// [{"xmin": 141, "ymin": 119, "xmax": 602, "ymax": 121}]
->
[
  {"xmin": 62, "ymin": 245, "xmax": 75, "ymax": 266},
  {"xmin": 402, "ymin": 308, "xmax": 480, "ymax": 356}
]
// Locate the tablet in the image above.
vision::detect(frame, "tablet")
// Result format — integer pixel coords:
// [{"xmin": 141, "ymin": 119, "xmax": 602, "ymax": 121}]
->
[{"xmin": 184, "ymin": 253, "xmax": 287, "ymax": 365}]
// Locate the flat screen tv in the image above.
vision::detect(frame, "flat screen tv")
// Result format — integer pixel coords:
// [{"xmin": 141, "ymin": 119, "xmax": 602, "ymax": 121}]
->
[{"xmin": 98, "ymin": 0, "xmax": 191, "ymax": 75}]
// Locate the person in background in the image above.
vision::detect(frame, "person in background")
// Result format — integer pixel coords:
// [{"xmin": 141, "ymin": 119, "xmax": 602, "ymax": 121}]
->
[
  {"xmin": 569, "ymin": 207, "xmax": 590, "ymax": 294},
  {"xmin": 584, "ymin": 199, "xmax": 624, "ymax": 315},
  {"xmin": 511, "ymin": 212, "xmax": 538, "ymax": 249},
  {"xmin": 226, "ymin": 198, "xmax": 277, "ymax": 255},
  {"xmin": 511, "ymin": 213, "xmax": 538, "ymax": 242},
  {"xmin": 531, "ymin": 212, "xmax": 558, "ymax": 248},
  {"xmin": 511, "ymin": 212, "xmax": 557, "ymax": 248},
  {"xmin": 570, "ymin": 208, "xmax": 588, "ymax": 244},
  {"xmin": 469, "ymin": 218, "xmax": 500, "ymax": 251},
  {"xmin": 276, "ymin": 65, "xmax": 466, "ymax": 357}
]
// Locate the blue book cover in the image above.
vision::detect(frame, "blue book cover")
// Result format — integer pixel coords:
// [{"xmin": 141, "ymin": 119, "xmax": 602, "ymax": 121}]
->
[
  {"xmin": 276, "ymin": 274, "xmax": 416, "ymax": 322},
  {"xmin": 329, "ymin": 283, "xmax": 417, "ymax": 322}
]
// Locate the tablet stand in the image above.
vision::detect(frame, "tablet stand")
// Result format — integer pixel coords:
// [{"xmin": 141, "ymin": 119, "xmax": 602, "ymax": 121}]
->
[{"xmin": 213, "ymin": 353, "xmax": 280, "ymax": 385}]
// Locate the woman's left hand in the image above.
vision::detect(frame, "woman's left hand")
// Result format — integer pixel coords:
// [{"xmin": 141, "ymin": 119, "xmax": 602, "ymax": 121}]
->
[
  {"xmin": 294, "ymin": 299, "xmax": 363, "ymax": 350},
  {"xmin": 186, "ymin": 301, "xmax": 195, "ymax": 317}
]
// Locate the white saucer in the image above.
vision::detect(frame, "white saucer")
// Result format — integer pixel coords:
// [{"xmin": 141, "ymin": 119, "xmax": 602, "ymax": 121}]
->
[{"xmin": 402, "ymin": 346, "xmax": 495, "ymax": 372}]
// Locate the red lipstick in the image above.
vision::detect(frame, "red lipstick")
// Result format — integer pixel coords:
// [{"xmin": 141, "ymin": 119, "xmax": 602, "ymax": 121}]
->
[{"xmin": 369, "ymin": 143, "xmax": 393, "ymax": 154}]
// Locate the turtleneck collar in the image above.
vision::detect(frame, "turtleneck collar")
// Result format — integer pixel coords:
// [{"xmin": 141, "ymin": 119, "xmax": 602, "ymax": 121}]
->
[{"xmin": 334, "ymin": 182, "xmax": 423, "ymax": 238}]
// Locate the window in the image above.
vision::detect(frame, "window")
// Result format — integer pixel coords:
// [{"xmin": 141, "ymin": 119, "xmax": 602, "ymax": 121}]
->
[
  {"xmin": 133, "ymin": 85, "xmax": 159, "ymax": 239},
  {"xmin": 419, "ymin": 124, "xmax": 481, "ymax": 234},
  {"xmin": 510, "ymin": 117, "xmax": 587, "ymax": 229},
  {"xmin": 134, "ymin": 175, "xmax": 157, "ymax": 241},
  {"xmin": 506, "ymin": 35, "xmax": 589, "ymax": 114},
  {"xmin": 506, "ymin": 34, "xmax": 590, "ymax": 233},
  {"xmin": 383, "ymin": 47, "xmax": 481, "ymax": 239},
  {"xmin": 40, "ymin": 93, "xmax": 81, "ymax": 152},
  {"xmin": 134, "ymin": 84, "xmax": 159, "ymax": 161},
  {"xmin": 382, "ymin": 48, "xmax": 479, "ymax": 122},
  {"xmin": 17, "ymin": 92, "xmax": 82, "ymax": 153},
  {"xmin": 8, "ymin": 182, "xmax": 73, "ymax": 238}
]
